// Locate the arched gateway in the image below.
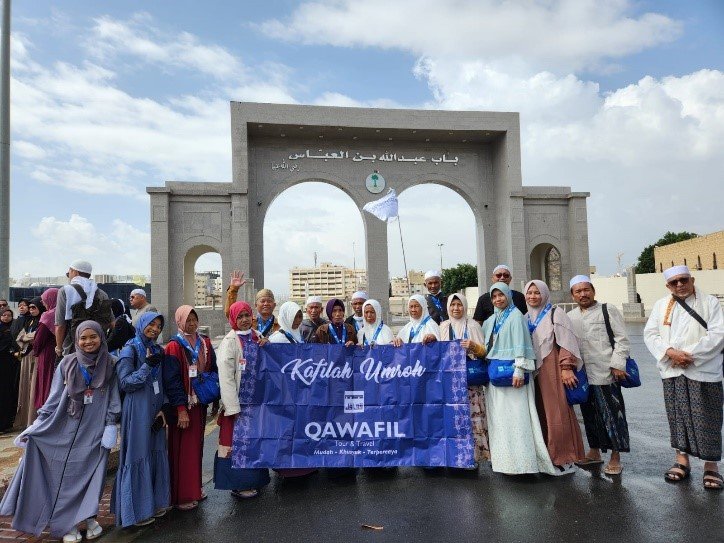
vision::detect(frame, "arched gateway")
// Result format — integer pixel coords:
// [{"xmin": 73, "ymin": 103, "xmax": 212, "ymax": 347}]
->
[{"xmin": 148, "ymin": 103, "xmax": 590, "ymax": 330}]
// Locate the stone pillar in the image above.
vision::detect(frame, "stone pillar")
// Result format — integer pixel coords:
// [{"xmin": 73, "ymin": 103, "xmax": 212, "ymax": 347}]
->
[
  {"xmin": 148, "ymin": 188, "xmax": 171, "ymax": 318},
  {"xmin": 363, "ymin": 211, "xmax": 389, "ymax": 319},
  {"xmin": 475, "ymin": 216, "xmax": 488, "ymax": 296},
  {"xmin": 622, "ymin": 265, "xmax": 645, "ymax": 320}
]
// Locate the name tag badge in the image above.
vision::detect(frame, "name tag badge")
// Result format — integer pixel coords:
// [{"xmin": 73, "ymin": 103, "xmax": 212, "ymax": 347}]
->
[
  {"xmin": 239, "ymin": 359, "xmax": 247, "ymax": 372},
  {"xmin": 83, "ymin": 390, "xmax": 93, "ymax": 405},
  {"xmin": 189, "ymin": 367, "xmax": 198, "ymax": 378},
  {"xmin": 153, "ymin": 380, "xmax": 160, "ymax": 395}
]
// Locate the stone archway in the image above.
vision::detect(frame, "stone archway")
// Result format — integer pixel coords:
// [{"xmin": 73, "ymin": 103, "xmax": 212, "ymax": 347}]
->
[{"xmin": 149, "ymin": 102, "xmax": 590, "ymax": 334}]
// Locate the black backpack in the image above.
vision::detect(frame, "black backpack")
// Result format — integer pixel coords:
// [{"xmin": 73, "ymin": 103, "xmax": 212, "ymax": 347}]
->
[{"xmin": 69, "ymin": 284, "xmax": 113, "ymax": 346}]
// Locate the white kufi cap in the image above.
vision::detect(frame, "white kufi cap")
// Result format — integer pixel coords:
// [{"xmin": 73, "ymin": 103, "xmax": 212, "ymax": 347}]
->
[
  {"xmin": 69, "ymin": 259, "xmax": 92, "ymax": 274},
  {"xmin": 663, "ymin": 265, "xmax": 691, "ymax": 281},
  {"xmin": 351, "ymin": 291, "xmax": 368, "ymax": 301},
  {"xmin": 492, "ymin": 264, "xmax": 511, "ymax": 273},
  {"xmin": 305, "ymin": 295, "xmax": 323, "ymax": 306},
  {"xmin": 569, "ymin": 275, "xmax": 592, "ymax": 289},
  {"xmin": 130, "ymin": 288, "xmax": 147, "ymax": 298},
  {"xmin": 424, "ymin": 270, "xmax": 442, "ymax": 280}
]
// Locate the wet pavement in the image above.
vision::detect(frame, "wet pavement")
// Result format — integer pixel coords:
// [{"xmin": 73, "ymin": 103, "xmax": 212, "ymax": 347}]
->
[{"xmin": 105, "ymin": 324, "xmax": 723, "ymax": 543}]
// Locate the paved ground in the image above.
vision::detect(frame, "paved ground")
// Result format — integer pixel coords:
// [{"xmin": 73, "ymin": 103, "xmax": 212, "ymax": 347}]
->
[{"xmin": 2, "ymin": 324, "xmax": 722, "ymax": 542}]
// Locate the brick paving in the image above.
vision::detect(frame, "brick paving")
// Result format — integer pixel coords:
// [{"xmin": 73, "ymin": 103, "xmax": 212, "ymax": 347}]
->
[{"xmin": 0, "ymin": 483, "xmax": 115, "ymax": 542}]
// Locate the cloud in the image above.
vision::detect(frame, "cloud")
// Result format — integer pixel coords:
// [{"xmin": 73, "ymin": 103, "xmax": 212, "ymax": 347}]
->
[
  {"xmin": 26, "ymin": 214, "xmax": 151, "ymax": 276},
  {"xmin": 90, "ymin": 13, "xmax": 244, "ymax": 80},
  {"xmin": 260, "ymin": 0, "xmax": 682, "ymax": 73}
]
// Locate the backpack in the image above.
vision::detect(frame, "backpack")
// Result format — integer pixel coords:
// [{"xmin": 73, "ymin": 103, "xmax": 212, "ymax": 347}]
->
[{"xmin": 69, "ymin": 284, "xmax": 113, "ymax": 347}]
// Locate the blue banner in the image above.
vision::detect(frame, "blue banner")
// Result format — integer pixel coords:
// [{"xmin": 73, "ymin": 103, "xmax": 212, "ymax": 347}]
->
[{"xmin": 231, "ymin": 341, "xmax": 475, "ymax": 469}]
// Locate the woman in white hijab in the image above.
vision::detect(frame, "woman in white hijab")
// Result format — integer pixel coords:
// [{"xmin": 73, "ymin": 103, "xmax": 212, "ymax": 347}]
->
[
  {"xmin": 393, "ymin": 295, "xmax": 440, "ymax": 346},
  {"xmin": 357, "ymin": 300, "xmax": 394, "ymax": 346},
  {"xmin": 268, "ymin": 302, "xmax": 304, "ymax": 344},
  {"xmin": 440, "ymin": 293, "xmax": 490, "ymax": 462}
]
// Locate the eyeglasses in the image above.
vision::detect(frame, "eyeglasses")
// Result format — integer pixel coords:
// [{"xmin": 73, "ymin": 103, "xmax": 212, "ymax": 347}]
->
[
  {"xmin": 667, "ymin": 277, "xmax": 690, "ymax": 287},
  {"xmin": 494, "ymin": 273, "xmax": 511, "ymax": 279}
]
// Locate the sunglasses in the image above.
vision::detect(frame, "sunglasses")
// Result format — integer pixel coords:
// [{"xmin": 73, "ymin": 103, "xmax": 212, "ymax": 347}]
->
[
  {"xmin": 494, "ymin": 273, "xmax": 511, "ymax": 279},
  {"xmin": 667, "ymin": 277, "xmax": 690, "ymax": 287}
]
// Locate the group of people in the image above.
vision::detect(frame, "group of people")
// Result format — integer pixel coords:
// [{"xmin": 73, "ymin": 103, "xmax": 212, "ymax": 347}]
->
[{"xmin": 0, "ymin": 259, "xmax": 721, "ymax": 541}]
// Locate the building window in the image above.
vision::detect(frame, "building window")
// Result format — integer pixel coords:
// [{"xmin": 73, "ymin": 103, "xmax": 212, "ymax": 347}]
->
[
  {"xmin": 697, "ymin": 255, "xmax": 702, "ymax": 270},
  {"xmin": 714, "ymin": 253, "xmax": 718, "ymax": 270},
  {"xmin": 659, "ymin": 263, "xmax": 663, "ymax": 272},
  {"xmin": 544, "ymin": 246, "xmax": 562, "ymax": 291},
  {"xmin": 684, "ymin": 258, "xmax": 687, "ymax": 266}
]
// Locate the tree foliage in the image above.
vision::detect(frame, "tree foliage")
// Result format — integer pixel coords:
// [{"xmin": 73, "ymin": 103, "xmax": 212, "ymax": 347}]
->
[
  {"xmin": 442, "ymin": 263, "xmax": 478, "ymax": 294},
  {"xmin": 636, "ymin": 231, "xmax": 698, "ymax": 273}
]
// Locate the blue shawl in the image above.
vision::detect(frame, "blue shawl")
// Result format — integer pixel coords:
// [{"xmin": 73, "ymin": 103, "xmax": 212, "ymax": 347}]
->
[{"xmin": 482, "ymin": 282, "xmax": 536, "ymax": 361}]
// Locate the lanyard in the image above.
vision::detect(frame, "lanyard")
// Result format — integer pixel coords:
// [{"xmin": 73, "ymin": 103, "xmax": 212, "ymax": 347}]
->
[
  {"xmin": 527, "ymin": 303, "xmax": 552, "ymax": 334},
  {"xmin": 257, "ymin": 315, "xmax": 274, "ymax": 336},
  {"xmin": 328, "ymin": 323, "xmax": 347, "ymax": 344},
  {"xmin": 363, "ymin": 322, "xmax": 385, "ymax": 346},
  {"xmin": 282, "ymin": 330, "xmax": 303, "ymax": 344},
  {"xmin": 409, "ymin": 316, "xmax": 431, "ymax": 342},
  {"xmin": 449, "ymin": 323, "xmax": 468, "ymax": 341},
  {"xmin": 173, "ymin": 334, "xmax": 202, "ymax": 365},
  {"xmin": 493, "ymin": 305, "xmax": 514, "ymax": 335},
  {"xmin": 429, "ymin": 295, "xmax": 443, "ymax": 312},
  {"xmin": 79, "ymin": 364, "xmax": 93, "ymax": 388},
  {"xmin": 353, "ymin": 318, "xmax": 364, "ymax": 332}
]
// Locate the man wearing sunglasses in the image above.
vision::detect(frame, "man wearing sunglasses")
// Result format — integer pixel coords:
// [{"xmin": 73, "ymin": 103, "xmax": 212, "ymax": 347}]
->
[
  {"xmin": 644, "ymin": 265, "xmax": 724, "ymax": 490},
  {"xmin": 472, "ymin": 264, "xmax": 527, "ymax": 325}
]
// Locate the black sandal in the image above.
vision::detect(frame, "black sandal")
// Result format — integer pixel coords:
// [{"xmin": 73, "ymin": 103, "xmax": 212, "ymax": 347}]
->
[
  {"xmin": 703, "ymin": 470, "xmax": 723, "ymax": 491},
  {"xmin": 664, "ymin": 463, "xmax": 690, "ymax": 482}
]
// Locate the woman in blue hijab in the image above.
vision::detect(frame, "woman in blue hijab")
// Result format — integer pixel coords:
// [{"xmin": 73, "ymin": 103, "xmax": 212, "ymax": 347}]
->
[
  {"xmin": 482, "ymin": 283, "xmax": 556, "ymax": 476},
  {"xmin": 111, "ymin": 312, "xmax": 186, "ymax": 528}
]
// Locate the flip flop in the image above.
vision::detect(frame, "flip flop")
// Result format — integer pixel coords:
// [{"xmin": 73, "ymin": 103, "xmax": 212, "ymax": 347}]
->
[
  {"xmin": 575, "ymin": 457, "xmax": 604, "ymax": 467},
  {"xmin": 177, "ymin": 501, "xmax": 198, "ymax": 511},
  {"xmin": 664, "ymin": 463, "xmax": 690, "ymax": 483},
  {"xmin": 703, "ymin": 470, "xmax": 723, "ymax": 491},
  {"xmin": 231, "ymin": 489, "xmax": 259, "ymax": 499},
  {"xmin": 604, "ymin": 463, "xmax": 623, "ymax": 475}
]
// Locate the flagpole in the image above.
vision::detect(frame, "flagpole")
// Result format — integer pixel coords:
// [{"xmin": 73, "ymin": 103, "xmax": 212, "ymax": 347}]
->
[{"xmin": 396, "ymin": 217, "xmax": 411, "ymax": 307}]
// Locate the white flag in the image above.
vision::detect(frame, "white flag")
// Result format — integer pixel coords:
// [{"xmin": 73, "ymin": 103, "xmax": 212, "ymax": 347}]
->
[{"xmin": 363, "ymin": 189, "xmax": 399, "ymax": 223}]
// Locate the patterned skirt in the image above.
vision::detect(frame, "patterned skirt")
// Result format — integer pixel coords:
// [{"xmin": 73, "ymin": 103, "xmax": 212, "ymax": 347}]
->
[
  {"xmin": 663, "ymin": 376, "xmax": 723, "ymax": 461},
  {"xmin": 580, "ymin": 384, "xmax": 630, "ymax": 453},
  {"xmin": 468, "ymin": 385, "xmax": 490, "ymax": 461}
]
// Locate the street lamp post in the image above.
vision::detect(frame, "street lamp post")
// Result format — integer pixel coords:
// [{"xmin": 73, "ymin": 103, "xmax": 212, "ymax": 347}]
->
[{"xmin": 437, "ymin": 243, "xmax": 444, "ymax": 271}]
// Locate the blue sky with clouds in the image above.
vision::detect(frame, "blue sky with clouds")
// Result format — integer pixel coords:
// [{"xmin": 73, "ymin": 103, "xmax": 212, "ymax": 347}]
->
[{"xmin": 8, "ymin": 1, "xmax": 724, "ymax": 294}]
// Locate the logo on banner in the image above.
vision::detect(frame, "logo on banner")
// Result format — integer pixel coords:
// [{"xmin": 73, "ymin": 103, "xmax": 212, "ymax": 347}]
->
[{"xmin": 344, "ymin": 391, "xmax": 364, "ymax": 413}]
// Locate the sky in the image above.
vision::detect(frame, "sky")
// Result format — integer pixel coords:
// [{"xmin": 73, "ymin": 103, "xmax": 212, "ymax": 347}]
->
[{"xmin": 7, "ymin": 0, "xmax": 724, "ymax": 295}]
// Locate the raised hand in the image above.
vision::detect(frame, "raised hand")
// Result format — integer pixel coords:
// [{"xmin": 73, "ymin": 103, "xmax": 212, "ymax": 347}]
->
[{"xmin": 230, "ymin": 269, "xmax": 247, "ymax": 289}]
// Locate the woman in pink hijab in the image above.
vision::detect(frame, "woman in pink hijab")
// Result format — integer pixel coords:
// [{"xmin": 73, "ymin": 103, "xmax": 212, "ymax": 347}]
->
[
  {"xmin": 32, "ymin": 288, "xmax": 58, "ymax": 409},
  {"xmin": 164, "ymin": 305, "xmax": 217, "ymax": 510},
  {"xmin": 524, "ymin": 280, "xmax": 585, "ymax": 473}
]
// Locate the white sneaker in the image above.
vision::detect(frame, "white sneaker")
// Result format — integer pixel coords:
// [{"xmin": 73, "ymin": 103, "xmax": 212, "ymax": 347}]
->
[
  {"xmin": 86, "ymin": 518, "xmax": 103, "ymax": 540},
  {"xmin": 63, "ymin": 526, "xmax": 82, "ymax": 543}
]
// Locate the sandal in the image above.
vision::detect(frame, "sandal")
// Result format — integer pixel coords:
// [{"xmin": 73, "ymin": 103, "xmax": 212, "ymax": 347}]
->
[
  {"xmin": 153, "ymin": 508, "xmax": 170, "ymax": 518},
  {"xmin": 85, "ymin": 518, "xmax": 103, "ymax": 540},
  {"xmin": 231, "ymin": 489, "xmax": 259, "ymax": 499},
  {"xmin": 703, "ymin": 470, "xmax": 723, "ymax": 491},
  {"xmin": 133, "ymin": 517, "xmax": 155, "ymax": 527},
  {"xmin": 177, "ymin": 501, "xmax": 198, "ymax": 511},
  {"xmin": 63, "ymin": 527, "xmax": 82, "ymax": 543},
  {"xmin": 603, "ymin": 463, "xmax": 623, "ymax": 475},
  {"xmin": 664, "ymin": 462, "xmax": 690, "ymax": 483}
]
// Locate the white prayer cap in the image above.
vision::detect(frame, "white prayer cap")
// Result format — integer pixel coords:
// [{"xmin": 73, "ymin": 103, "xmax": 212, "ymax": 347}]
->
[
  {"xmin": 569, "ymin": 275, "xmax": 592, "ymax": 289},
  {"xmin": 130, "ymin": 288, "xmax": 147, "ymax": 298},
  {"xmin": 305, "ymin": 295, "xmax": 323, "ymax": 307},
  {"xmin": 351, "ymin": 291, "xmax": 368, "ymax": 301},
  {"xmin": 663, "ymin": 265, "xmax": 690, "ymax": 281},
  {"xmin": 424, "ymin": 270, "xmax": 442, "ymax": 280},
  {"xmin": 492, "ymin": 264, "xmax": 511, "ymax": 273},
  {"xmin": 69, "ymin": 259, "xmax": 92, "ymax": 274}
]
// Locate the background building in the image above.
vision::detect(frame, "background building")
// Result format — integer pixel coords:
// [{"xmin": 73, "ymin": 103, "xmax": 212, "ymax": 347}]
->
[
  {"xmin": 654, "ymin": 230, "xmax": 722, "ymax": 272},
  {"xmin": 390, "ymin": 270, "xmax": 425, "ymax": 297},
  {"xmin": 194, "ymin": 271, "xmax": 222, "ymax": 307},
  {"xmin": 289, "ymin": 262, "xmax": 367, "ymax": 304}
]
